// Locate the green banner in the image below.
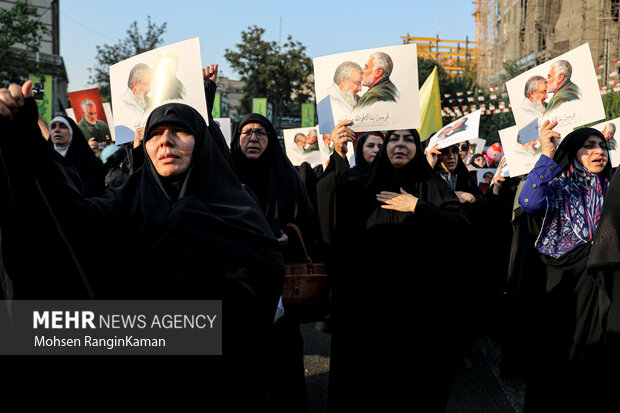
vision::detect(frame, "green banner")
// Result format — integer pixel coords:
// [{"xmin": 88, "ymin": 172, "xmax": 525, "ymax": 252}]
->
[
  {"xmin": 212, "ymin": 93, "xmax": 221, "ymax": 118},
  {"xmin": 29, "ymin": 74, "xmax": 53, "ymax": 124},
  {"xmin": 301, "ymin": 103, "xmax": 315, "ymax": 127},
  {"xmin": 252, "ymin": 98, "xmax": 267, "ymax": 117}
]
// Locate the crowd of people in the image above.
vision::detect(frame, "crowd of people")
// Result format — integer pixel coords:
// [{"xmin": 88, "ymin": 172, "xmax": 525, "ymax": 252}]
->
[{"xmin": 0, "ymin": 63, "xmax": 619, "ymax": 411}]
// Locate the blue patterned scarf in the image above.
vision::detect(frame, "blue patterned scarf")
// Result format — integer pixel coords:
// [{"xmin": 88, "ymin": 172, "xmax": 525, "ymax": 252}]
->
[{"xmin": 536, "ymin": 159, "xmax": 608, "ymax": 258}]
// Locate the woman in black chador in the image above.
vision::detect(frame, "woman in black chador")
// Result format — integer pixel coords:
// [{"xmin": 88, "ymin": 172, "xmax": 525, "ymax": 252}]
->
[
  {"xmin": 48, "ymin": 114, "xmax": 105, "ymax": 197},
  {"xmin": 230, "ymin": 113, "xmax": 318, "ymax": 412},
  {"xmin": 0, "ymin": 82, "xmax": 283, "ymax": 407},
  {"xmin": 328, "ymin": 129, "xmax": 471, "ymax": 411}
]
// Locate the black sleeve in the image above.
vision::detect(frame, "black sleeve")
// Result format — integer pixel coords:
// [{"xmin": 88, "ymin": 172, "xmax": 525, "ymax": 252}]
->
[
  {"xmin": 0, "ymin": 98, "xmax": 113, "ymax": 298},
  {"xmin": 204, "ymin": 79, "xmax": 217, "ymax": 116},
  {"xmin": 316, "ymin": 152, "xmax": 350, "ymax": 247}
]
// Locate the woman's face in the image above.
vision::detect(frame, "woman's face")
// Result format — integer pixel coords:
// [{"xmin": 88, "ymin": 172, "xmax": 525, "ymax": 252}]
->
[
  {"xmin": 387, "ymin": 130, "xmax": 416, "ymax": 168},
  {"xmin": 362, "ymin": 135, "xmax": 383, "ymax": 164},
  {"xmin": 146, "ymin": 123, "xmax": 195, "ymax": 177},
  {"xmin": 239, "ymin": 122, "xmax": 269, "ymax": 160},
  {"xmin": 577, "ymin": 135, "xmax": 608, "ymax": 174},
  {"xmin": 439, "ymin": 145, "xmax": 459, "ymax": 172},
  {"xmin": 50, "ymin": 121, "xmax": 71, "ymax": 146},
  {"xmin": 473, "ymin": 156, "xmax": 486, "ymax": 167}
]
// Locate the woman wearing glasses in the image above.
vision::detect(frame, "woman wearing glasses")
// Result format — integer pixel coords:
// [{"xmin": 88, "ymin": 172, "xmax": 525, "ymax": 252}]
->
[{"xmin": 230, "ymin": 113, "xmax": 318, "ymax": 412}]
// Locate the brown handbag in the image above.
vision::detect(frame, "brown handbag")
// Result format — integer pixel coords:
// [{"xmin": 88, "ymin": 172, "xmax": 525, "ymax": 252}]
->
[{"xmin": 282, "ymin": 223, "xmax": 330, "ymax": 323}]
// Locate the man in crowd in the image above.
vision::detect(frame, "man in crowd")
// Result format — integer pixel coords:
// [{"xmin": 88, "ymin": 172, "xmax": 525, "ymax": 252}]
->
[
  {"xmin": 121, "ymin": 63, "xmax": 152, "ymax": 125},
  {"xmin": 520, "ymin": 75, "xmax": 547, "ymax": 119},
  {"xmin": 77, "ymin": 99, "xmax": 111, "ymax": 148},
  {"xmin": 318, "ymin": 61, "xmax": 363, "ymax": 133},
  {"xmin": 354, "ymin": 52, "xmax": 400, "ymax": 110},
  {"xmin": 294, "ymin": 133, "xmax": 307, "ymax": 155},
  {"xmin": 305, "ymin": 129, "xmax": 319, "ymax": 152},
  {"xmin": 602, "ymin": 122, "xmax": 617, "ymax": 151},
  {"xmin": 545, "ymin": 60, "xmax": 582, "ymax": 114}
]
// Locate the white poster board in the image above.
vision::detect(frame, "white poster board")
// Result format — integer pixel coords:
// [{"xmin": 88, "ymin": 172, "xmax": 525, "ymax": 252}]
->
[
  {"xmin": 110, "ymin": 37, "xmax": 207, "ymax": 145},
  {"xmin": 283, "ymin": 126, "xmax": 324, "ymax": 167},
  {"xmin": 427, "ymin": 110, "xmax": 481, "ymax": 150},
  {"xmin": 498, "ymin": 125, "xmax": 542, "ymax": 178},
  {"xmin": 102, "ymin": 102, "xmax": 115, "ymax": 142},
  {"xmin": 506, "ymin": 43, "xmax": 605, "ymax": 144},
  {"xmin": 64, "ymin": 108, "xmax": 76, "ymax": 122},
  {"xmin": 314, "ymin": 43, "xmax": 420, "ymax": 134},
  {"xmin": 213, "ymin": 117, "xmax": 232, "ymax": 147}
]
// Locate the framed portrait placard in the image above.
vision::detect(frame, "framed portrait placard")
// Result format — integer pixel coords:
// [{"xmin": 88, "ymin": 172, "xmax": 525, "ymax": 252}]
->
[
  {"xmin": 506, "ymin": 43, "xmax": 605, "ymax": 144},
  {"xmin": 498, "ymin": 125, "xmax": 542, "ymax": 178},
  {"xmin": 110, "ymin": 37, "xmax": 207, "ymax": 145},
  {"xmin": 314, "ymin": 43, "xmax": 420, "ymax": 134},
  {"xmin": 283, "ymin": 126, "xmax": 325, "ymax": 167}
]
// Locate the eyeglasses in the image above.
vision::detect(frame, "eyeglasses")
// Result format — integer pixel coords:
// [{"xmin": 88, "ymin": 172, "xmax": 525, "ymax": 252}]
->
[
  {"xmin": 241, "ymin": 129, "xmax": 267, "ymax": 139},
  {"xmin": 459, "ymin": 144, "xmax": 469, "ymax": 151}
]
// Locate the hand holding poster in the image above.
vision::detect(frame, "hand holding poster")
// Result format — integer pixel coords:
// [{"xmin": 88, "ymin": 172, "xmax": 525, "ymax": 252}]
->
[
  {"xmin": 314, "ymin": 44, "xmax": 419, "ymax": 134},
  {"xmin": 506, "ymin": 43, "xmax": 605, "ymax": 144},
  {"xmin": 110, "ymin": 37, "xmax": 207, "ymax": 145}
]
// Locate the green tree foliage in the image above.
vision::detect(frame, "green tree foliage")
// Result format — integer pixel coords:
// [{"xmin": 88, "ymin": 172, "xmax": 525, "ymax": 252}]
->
[
  {"xmin": 224, "ymin": 25, "xmax": 313, "ymax": 128},
  {"xmin": 602, "ymin": 91, "xmax": 620, "ymax": 120},
  {"xmin": 89, "ymin": 17, "xmax": 166, "ymax": 101},
  {"xmin": 0, "ymin": 0, "xmax": 50, "ymax": 85}
]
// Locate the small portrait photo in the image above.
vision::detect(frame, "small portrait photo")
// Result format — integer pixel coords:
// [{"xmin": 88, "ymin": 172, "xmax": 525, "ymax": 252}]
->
[
  {"xmin": 67, "ymin": 87, "xmax": 112, "ymax": 145},
  {"xmin": 427, "ymin": 110, "xmax": 481, "ymax": 150},
  {"xmin": 110, "ymin": 37, "xmax": 207, "ymax": 145},
  {"xmin": 498, "ymin": 125, "xmax": 542, "ymax": 177},
  {"xmin": 506, "ymin": 43, "xmax": 605, "ymax": 144},
  {"xmin": 591, "ymin": 117, "xmax": 620, "ymax": 168},
  {"xmin": 314, "ymin": 43, "xmax": 419, "ymax": 134},
  {"xmin": 283, "ymin": 126, "xmax": 326, "ymax": 167}
]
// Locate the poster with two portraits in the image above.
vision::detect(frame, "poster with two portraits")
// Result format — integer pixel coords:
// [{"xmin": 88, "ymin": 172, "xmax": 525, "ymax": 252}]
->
[
  {"xmin": 313, "ymin": 43, "xmax": 421, "ymax": 135},
  {"xmin": 282, "ymin": 126, "xmax": 354, "ymax": 168},
  {"xmin": 109, "ymin": 37, "xmax": 208, "ymax": 145},
  {"xmin": 503, "ymin": 43, "xmax": 606, "ymax": 177}
]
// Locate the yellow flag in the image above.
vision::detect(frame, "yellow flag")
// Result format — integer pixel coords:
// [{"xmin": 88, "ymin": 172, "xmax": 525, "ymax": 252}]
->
[{"xmin": 417, "ymin": 66, "xmax": 443, "ymax": 141}]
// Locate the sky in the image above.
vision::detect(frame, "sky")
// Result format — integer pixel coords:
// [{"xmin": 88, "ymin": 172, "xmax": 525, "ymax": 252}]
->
[{"xmin": 59, "ymin": 0, "xmax": 476, "ymax": 92}]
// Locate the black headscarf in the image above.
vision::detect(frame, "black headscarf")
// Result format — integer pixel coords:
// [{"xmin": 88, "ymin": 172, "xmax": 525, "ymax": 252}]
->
[
  {"xmin": 345, "ymin": 129, "xmax": 460, "ymax": 217},
  {"xmin": 230, "ymin": 113, "xmax": 316, "ymax": 245},
  {"xmin": 48, "ymin": 115, "xmax": 105, "ymax": 197},
  {"xmin": 469, "ymin": 153, "xmax": 488, "ymax": 169},
  {"xmin": 433, "ymin": 143, "xmax": 484, "ymax": 199}
]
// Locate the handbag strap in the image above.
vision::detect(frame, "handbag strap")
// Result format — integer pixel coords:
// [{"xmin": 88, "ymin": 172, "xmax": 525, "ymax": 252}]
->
[{"xmin": 285, "ymin": 223, "xmax": 312, "ymax": 266}]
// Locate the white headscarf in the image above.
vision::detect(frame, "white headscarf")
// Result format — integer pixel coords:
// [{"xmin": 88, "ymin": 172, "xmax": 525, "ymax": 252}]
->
[{"xmin": 49, "ymin": 116, "xmax": 73, "ymax": 157}]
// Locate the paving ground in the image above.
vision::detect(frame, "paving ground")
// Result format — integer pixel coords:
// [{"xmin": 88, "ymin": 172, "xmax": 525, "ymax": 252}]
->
[{"xmin": 301, "ymin": 323, "xmax": 526, "ymax": 413}]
